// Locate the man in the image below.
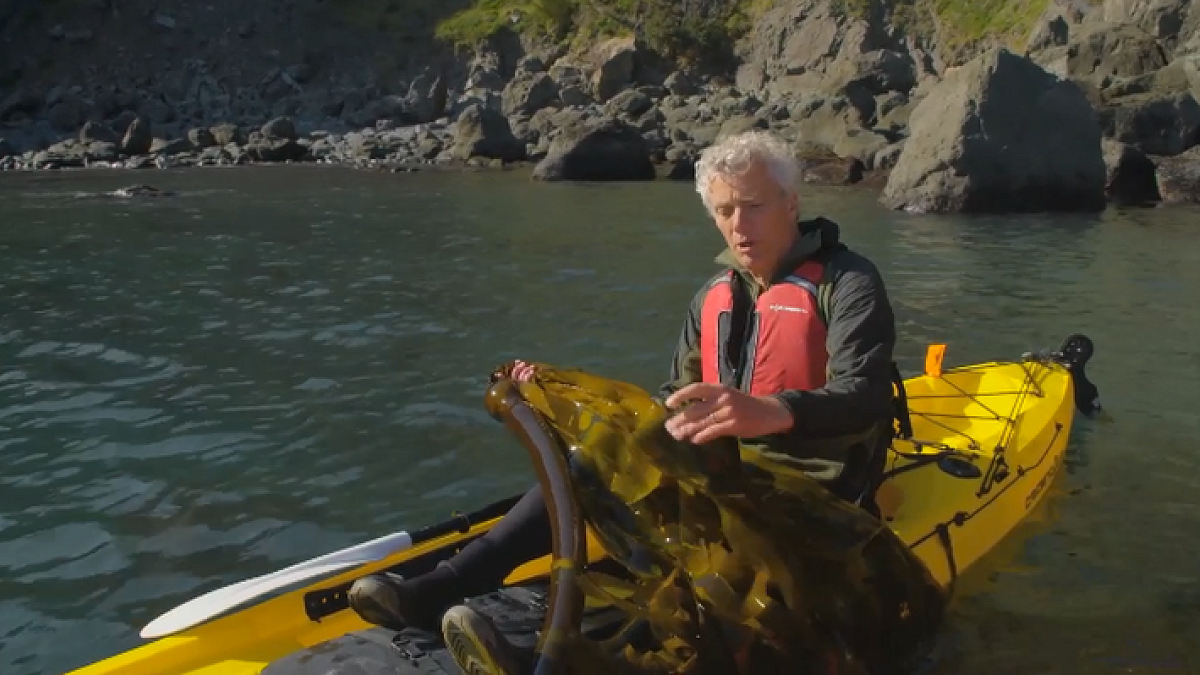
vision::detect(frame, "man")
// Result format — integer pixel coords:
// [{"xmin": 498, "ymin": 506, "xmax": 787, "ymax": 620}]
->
[{"xmin": 347, "ymin": 129, "xmax": 900, "ymax": 672}]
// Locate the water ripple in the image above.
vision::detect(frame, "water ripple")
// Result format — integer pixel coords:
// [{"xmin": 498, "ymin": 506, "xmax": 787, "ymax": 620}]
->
[{"xmin": 0, "ymin": 168, "xmax": 1197, "ymax": 675}]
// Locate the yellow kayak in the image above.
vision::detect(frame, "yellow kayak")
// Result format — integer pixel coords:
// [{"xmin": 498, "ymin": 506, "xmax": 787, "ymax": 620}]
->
[{"xmin": 70, "ymin": 335, "xmax": 1100, "ymax": 675}]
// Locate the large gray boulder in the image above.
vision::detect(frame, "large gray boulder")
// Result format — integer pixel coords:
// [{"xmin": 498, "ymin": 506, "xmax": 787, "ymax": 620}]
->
[
  {"xmin": 881, "ymin": 48, "xmax": 1107, "ymax": 214},
  {"xmin": 532, "ymin": 117, "xmax": 655, "ymax": 181},
  {"xmin": 450, "ymin": 104, "xmax": 525, "ymax": 163}
]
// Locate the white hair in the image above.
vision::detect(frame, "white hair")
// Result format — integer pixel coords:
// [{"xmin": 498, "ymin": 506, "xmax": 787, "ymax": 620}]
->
[{"xmin": 694, "ymin": 130, "xmax": 801, "ymax": 213}]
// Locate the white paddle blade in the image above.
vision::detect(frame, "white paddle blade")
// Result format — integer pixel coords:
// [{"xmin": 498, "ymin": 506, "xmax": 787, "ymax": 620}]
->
[{"xmin": 140, "ymin": 531, "xmax": 414, "ymax": 639}]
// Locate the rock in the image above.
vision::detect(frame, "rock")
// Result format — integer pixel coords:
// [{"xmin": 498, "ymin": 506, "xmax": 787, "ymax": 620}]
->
[
  {"xmin": 631, "ymin": 107, "xmax": 666, "ymax": 134},
  {"xmin": 344, "ymin": 131, "xmax": 388, "ymax": 160},
  {"xmin": 606, "ymin": 89, "xmax": 654, "ymax": 118},
  {"xmin": 734, "ymin": 0, "xmax": 868, "ymax": 98},
  {"xmin": 138, "ymin": 96, "xmax": 176, "ymax": 125},
  {"xmin": 244, "ymin": 138, "xmax": 308, "ymax": 162},
  {"xmin": 802, "ymin": 152, "xmax": 868, "ymax": 186},
  {"xmin": 530, "ymin": 107, "xmax": 589, "ymax": 142},
  {"xmin": 110, "ymin": 109, "xmax": 139, "ymax": 135},
  {"xmin": 262, "ymin": 116, "xmax": 297, "ymax": 140},
  {"xmin": 874, "ymin": 142, "xmax": 905, "ymax": 171},
  {"xmin": 666, "ymin": 152, "xmax": 697, "ymax": 180},
  {"xmin": 187, "ymin": 127, "xmax": 217, "ymax": 149},
  {"xmin": 1029, "ymin": 15, "xmax": 1072, "ymax": 52},
  {"xmin": 791, "ymin": 96, "xmax": 859, "ymax": 155},
  {"xmin": 1103, "ymin": 54, "xmax": 1200, "ymax": 97},
  {"xmin": 876, "ymin": 92, "xmax": 916, "ymax": 132},
  {"xmin": 833, "ymin": 128, "xmax": 892, "ymax": 168},
  {"xmin": 1027, "ymin": 0, "xmax": 1092, "ymax": 52},
  {"xmin": 94, "ymin": 140, "xmax": 124, "ymax": 161},
  {"xmin": 718, "ymin": 115, "xmax": 769, "ymax": 139},
  {"xmin": 516, "ymin": 54, "xmax": 546, "ymax": 75},
  {"xmin": 502, "ymin": 72, "xmax": 559, "ymax": 117},
  {"xmin": 47, "ymin": 95, "xmax": 88, "ymax": 130},
  {"xmin": 1153, "ymin": 144, "xmax": 1200, "ymax": 202},
  {"xmin": 881, "ymin": 49, "xmax": 1106, "ymax": 214},
  {"xmin": 1177, "ymin": 6, "xmax": 1200, "ymax": 57},
  {"xmin": 451, "ymin": 104, "xmax": 525, "ymax": 163},
  {"xmin": 1065, "ymin": 22, "xmax": 1169, "ymax": 83},
  {"xmin": 1, "ymin": 89, "xmax": 41, "ymax": 122},
  {"xmin": 416, "ymin": 136, "xmax": 443, "ymax": 160},
  {"xmin": 532, "ymin": 117, "xmax": 656, "ymax": 181},
  {"xmin": 1102, "ymin": 0, "xmax": 1189, "ymax": 43},
  {"xmin": 1097, "ymin": 91, "xmax": 1200, "ymax": 156},
  {"xmin": 592, "ymin": 37, "xmax": 639, "ymax": 102},
  {"xmin": 664, "ymin": 71, "xmax": 697, "ymax": 96},
  {"xmin": 0, "ymin": 138, "xmax": 13, "ymax": 159},
  {"xmin": 79, "ymin": 120, "xmax": 118, "ymax": 144},
  {"xmin": 549, "ymin": 62, "xmax": 588, "ymax": 90},
  {"xmin": 826, "ymin": 50, "xmax": 918, "ymax": 97},
  {"xmin": 406, "ymin": 73, "xmax": 448, "ymax": 124},
  {"xmin": 1102, "ymin": 138, "xmax": 1161, "ymax": 204},
  {"xmin": 121, "ymin": 117, "xmax": 153, "ymax": 155},
  {"xmin": 559, "ymin": 85, "xmax": 590, "ymax": 107},
  {"xmin": 210, "ymin": 123, "xmax": 244, "ymax": 146},
  {"xmin": 108, "ymin": 185, "xmax": 175, "ymax": 198},
  {"xmin": 150, "ymin": 138, "xmax": 192, "ymax": 156}
]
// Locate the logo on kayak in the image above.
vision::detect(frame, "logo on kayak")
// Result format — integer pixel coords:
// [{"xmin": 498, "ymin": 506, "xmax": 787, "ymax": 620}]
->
[{"xmin": 1023, "ymin": 463, "xmax": 1059, "ymax": 511}]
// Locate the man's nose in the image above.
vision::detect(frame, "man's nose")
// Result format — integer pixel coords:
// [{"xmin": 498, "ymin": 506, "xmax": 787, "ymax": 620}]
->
[{"xmin": 730, "ymin": 208, "xmax": 754, "ymax": 233}]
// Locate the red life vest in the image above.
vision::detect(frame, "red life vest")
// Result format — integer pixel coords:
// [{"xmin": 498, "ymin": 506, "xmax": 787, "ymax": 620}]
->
[{"xmin": 699, "ymin": 259, "xmax": 828, "ymax": 395}]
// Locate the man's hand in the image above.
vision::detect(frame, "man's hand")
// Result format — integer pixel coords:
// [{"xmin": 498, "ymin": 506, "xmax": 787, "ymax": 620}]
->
[
  {"xmin": 511, "ymin": 360, "xmax": 537, "ymax": 382},
  {"xmin": 664, "ymin": 382, "xmax": 794, "ymax": 444}
]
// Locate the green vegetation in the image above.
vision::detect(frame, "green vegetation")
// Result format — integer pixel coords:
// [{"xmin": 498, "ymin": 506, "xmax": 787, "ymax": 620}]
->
[
  {"xmin": 931, "ymin": 0, "xmax": 1049, "ymax": 52},
  {"xmin": 832, "ymin": 0, "xmax": 1053, "ymax": 60},
  {"xmin": 316, "ymin": 0, "xmax": 1067, "ymax": 72},
  {"xmin": 432, "ymin": 0, "xmax": 775, "ymax": 63},
  {"xmin": 434, "ymin": 0, "xmax": 576, "ymax": 46}
]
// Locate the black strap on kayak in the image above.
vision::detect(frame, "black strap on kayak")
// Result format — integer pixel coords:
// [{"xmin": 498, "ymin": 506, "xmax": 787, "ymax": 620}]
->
[
  {"xmin": 935, "ymin": 519, "xmax": 961, "ymax": 592},
  {"xmin": 891, "ymin": 361, "xmax": 913, "ymax": 440}
]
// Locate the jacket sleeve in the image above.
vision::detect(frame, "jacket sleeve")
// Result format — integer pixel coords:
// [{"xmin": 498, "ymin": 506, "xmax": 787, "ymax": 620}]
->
[
  {"xmin": 656, "ymin": 285, "xmax": 706, "ymax": 400},
  {"xmin": 773, "ymin": 252, "xmax": 897, "ymax": 438}
]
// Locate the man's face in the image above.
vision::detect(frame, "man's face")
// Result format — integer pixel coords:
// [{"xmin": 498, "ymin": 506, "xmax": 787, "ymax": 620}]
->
[{"xmin": 706, "ymin": 159, "xmax": 799, "ymax": 280}]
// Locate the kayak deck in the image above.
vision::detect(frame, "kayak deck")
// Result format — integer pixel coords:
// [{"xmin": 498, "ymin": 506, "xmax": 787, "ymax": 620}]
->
[{"xmin": 881, "ymin": 358, "xmax": 1075, "ymax": 585}]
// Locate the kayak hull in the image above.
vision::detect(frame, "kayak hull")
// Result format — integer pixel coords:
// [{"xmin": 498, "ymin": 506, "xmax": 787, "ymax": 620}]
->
[{"xmin": 69, "ymin": 348, "xmax": 1085, "ymax": 675}]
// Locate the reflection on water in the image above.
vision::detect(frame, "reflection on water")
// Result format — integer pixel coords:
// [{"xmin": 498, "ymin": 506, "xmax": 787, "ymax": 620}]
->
[{"xmin": 0, "ymin": 167, "xmax": 1198, "ymax": 674}]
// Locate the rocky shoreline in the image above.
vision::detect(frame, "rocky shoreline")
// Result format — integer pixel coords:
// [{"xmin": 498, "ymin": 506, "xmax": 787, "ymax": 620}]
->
[
  {"xmin": 2, "ymin": 0, "xmax": 1200, "ymax": 211},
  {"xmin": 0, "ymin": 56, "xmax": 877, "ymax": 188}
]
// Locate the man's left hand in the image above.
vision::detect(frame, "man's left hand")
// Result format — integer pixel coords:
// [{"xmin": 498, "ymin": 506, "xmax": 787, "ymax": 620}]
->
[{"xmin": 663, "ymin": 382, "xmax": 794, "ymax": 444}]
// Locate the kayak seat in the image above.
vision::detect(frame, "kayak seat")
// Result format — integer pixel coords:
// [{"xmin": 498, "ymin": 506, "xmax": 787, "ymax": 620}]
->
[{"xmin": 261, "ymin": 579, "xmax": 637, "ymax": 674}]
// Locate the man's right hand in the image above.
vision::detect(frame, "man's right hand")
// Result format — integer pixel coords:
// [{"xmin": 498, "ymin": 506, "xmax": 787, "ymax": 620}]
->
[{"xmin": 511, "ymin": 360, "xmax": 537, "ymax": 382}]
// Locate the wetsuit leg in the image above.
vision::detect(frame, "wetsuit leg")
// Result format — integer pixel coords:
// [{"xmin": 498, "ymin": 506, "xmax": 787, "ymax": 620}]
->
[
  {"xmin": 347, "ymin": 483, "xmax": 552, "ymax": 631},
  {"xmin": 442, "ymin": 483, "xmax": 552, "ymax": 589}
]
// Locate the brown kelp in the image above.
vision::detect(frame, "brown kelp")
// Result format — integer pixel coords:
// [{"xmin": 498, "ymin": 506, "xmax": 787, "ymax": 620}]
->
[{"xmin": 485, "ymin": 362, "xmax": 948, "ymax": 675}]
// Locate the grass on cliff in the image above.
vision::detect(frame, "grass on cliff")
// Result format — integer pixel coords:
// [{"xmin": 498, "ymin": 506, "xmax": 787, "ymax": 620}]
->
[
  {"xmin": 931, "ymin": 0, "xmax": 1050, "ymax": 52},
  {"xmin": 837, "ymin": 0, "xmax": 1055, "ymax": 59},
  {"xmin": 433, "ymin": 0, "xmax": 774, "ymax": 63}
]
